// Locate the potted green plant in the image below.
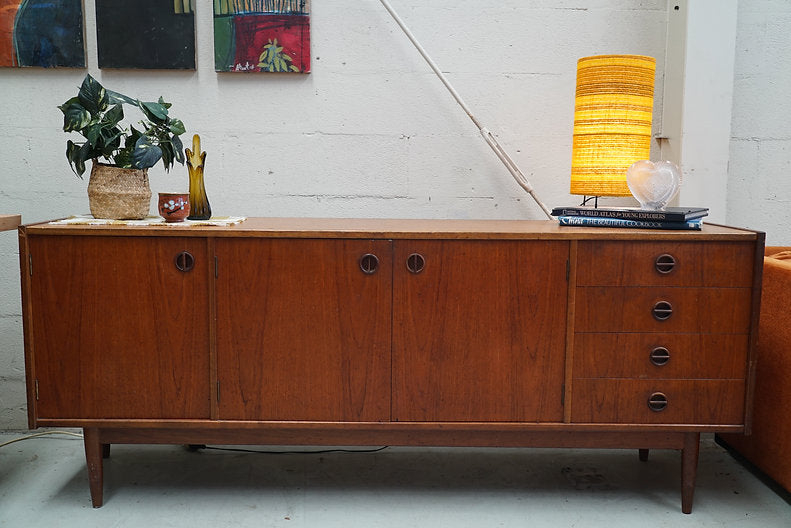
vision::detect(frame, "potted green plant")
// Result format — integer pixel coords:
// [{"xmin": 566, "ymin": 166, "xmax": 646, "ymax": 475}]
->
[{"xmin": 59, "ymin": 74, "xmax": 186, "ymax": 219}]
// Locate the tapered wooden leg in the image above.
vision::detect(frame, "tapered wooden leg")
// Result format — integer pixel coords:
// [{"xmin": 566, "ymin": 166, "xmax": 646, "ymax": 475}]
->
[
  {"xmin": 638, "ymin": 449, "xmax": 649, "ymax": 462},
  {"xmin": 681, "ymin": 432, "xmax": 700, "ymax": 514},
  {"xmin": 83, "ymin": 428, "xmax": 104, "ymax": 508}
]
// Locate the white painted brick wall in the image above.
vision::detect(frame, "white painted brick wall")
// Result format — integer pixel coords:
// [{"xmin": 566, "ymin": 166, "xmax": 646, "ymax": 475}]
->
[
  {"xmin": 728, "ymin": 0, "xmax": 791, "ymax": 245},
  {"xmin": 0, "ymin": 0, "xmax": 729, "ymax": 430}
]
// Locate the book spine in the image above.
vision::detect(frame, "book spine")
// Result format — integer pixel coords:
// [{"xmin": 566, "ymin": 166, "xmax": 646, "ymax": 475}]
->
[
  {"xmin": 557, "ymin": 216, "xmax": 701, "ymax": 230},
  {"xmin": 553, "ymin": 209, "xmax": 685, "ymax": 221}
]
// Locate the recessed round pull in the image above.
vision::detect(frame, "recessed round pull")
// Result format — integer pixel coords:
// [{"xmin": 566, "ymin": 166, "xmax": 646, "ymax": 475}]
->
[
  {"xmin": 647, "ymin": 392, "xmax": 668, "ymax": 412},
  {"xmin": 649, "ymin": 346, "xmax": 671, "ymax": 366},
  {"xmin": 359, "ymin": 253, "xmax": 379, "ymax": 274},
  {"xmin": 652, "ymin": 301, "xmax": 673, "ymax": 321},
  {"xmin": 406, "ymin": 253, "xmax": 425, "ymax": 274},
  {"xmin": 175, "ymin": 251, "xmax": 195, "ymax": 272},
  {"xmin": 655, "ymin": 254, "xmax": 676, "ymax": 274}
]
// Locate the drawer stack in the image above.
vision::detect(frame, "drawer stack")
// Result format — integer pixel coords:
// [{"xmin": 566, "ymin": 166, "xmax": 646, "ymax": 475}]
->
[{"xmin": 570, "ymin": 241, "xmax": 755, "ymax": 425}]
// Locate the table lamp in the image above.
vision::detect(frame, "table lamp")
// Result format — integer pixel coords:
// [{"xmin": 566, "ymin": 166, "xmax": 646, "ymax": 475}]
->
[{"xmin": 570, "ymin": 54, "xmax": 656, "ymax": 203}]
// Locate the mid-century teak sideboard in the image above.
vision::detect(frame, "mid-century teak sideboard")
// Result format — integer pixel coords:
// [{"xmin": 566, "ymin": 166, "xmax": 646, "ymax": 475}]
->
[{"xmin": 17, "ymin": 218, "xmax": 764, "ymax": 512}]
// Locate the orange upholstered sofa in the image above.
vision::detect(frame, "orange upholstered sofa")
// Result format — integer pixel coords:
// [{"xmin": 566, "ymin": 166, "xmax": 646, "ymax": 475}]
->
[{"xmin": 718, "ymin": 247, "xmax": 791, "ymax": 494}]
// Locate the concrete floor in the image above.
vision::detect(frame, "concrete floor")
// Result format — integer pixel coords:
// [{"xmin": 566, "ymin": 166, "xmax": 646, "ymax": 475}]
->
[{"xmin": 0, "ymin": 432, "xmax": 789, "ymax": 527}]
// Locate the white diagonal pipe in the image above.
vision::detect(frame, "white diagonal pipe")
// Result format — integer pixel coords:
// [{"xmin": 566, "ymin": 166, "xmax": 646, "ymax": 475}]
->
[{"xmin": 378, "ymin": 0, "xmax": 553, "ymax": 219}]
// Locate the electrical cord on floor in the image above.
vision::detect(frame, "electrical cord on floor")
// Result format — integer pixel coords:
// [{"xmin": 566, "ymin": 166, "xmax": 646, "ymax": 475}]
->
[
  {"xmin": 193, "ymin": 445, "xmax": 390, "ymax": 455},
  {"xmin": 0, "ymin": 430, "xmax": 84, "ymax": 448},
  {"xmin": 0, "ymin": 432, "xmax": 388, "ymax": 455}
]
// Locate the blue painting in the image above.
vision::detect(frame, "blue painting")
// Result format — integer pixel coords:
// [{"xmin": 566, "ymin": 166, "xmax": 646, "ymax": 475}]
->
[{"xmin": 0, "ymin": 0, "xmax": 85, "ymax": 67}]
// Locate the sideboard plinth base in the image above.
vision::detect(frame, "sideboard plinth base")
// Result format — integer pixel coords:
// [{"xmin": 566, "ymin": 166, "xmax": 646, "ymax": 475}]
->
[{"xmin": 81, "ymin": 425, "xmax": 701, "ymax": 512}]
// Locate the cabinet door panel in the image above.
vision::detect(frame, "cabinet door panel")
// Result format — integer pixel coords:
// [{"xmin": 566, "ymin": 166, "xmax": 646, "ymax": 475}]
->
[
  {"xmin": 216, "ymin": 239, "xmax": 391, "ymax": 421},
  {"xmin": 393, "ymin": 240, "xmax": 568, "ymax": 422},
  {"xmin": 29, "ymin": 236, "xmax": 210, "ymax": 419}
]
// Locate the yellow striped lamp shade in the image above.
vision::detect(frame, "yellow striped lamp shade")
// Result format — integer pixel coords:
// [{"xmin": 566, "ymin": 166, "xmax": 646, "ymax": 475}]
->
[{"xmin": 571, "ymin": 55, "xmax": 656, "ymax": 196}]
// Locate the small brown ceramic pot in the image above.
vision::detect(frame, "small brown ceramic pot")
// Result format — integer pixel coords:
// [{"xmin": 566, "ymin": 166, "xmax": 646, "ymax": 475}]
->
[{"xmin": 158, "ymin": 193, "xmax": 191, "ymax": 222}]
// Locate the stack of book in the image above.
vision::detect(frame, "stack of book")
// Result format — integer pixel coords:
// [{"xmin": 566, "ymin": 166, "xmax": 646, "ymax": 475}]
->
[{"xmin": 552, "ymin": 206, "xmax": 709, "ymax": 230}]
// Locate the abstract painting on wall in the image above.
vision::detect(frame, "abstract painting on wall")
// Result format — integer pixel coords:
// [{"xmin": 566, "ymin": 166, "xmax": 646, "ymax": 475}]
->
[
  {"xmin": 96, "ymin": 0, "xmax": 195, "ymax": 70},
  {"xmin": 214, "ymin": 0, "xmax": 310, "ymax": 73},
  {"xmin": 0, "ymin": 0, "xmax": 85, "ymax": 67}
]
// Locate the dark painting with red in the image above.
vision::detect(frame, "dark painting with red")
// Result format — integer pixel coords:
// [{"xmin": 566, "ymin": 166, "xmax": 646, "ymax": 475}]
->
[{"xmin": 214, "ymin": 0, "xmax": 310, "ymax": 73}]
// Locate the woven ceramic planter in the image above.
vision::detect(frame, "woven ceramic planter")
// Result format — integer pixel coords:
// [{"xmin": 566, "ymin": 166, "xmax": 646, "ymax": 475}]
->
[{"xmin": 87, "ymin": 162, "xmax": 151, "ymax": 220}]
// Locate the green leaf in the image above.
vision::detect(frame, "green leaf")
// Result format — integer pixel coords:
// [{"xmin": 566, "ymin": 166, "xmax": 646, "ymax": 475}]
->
[
  {"xmin": 58, "ymin": 97, "xmax": 80, "ymax": 114},
  {"xmin": 85, "ymin": 123, "xmax": 102, "ymax": 145},
  {"xmin": 78, "ymin": 74, "xmax": 108, "ymax": 114},
  {"xmin": 65, "ymin": 140, "xmax": 81, "ymax": 175},
  {"xmin": 101, "ymin": 104, "xmax": 124, "ymax": 128},
  {"xmin": 113, "ymin": 149, "xmax": 132, "ymax": 168},
  {"xmin": 290, "ymin": 65, "xmax": 299, "ymax": 72},
  {"xmin": 77, "ymin": 142, "xmax": 93, "ymax": 165},
  {"xmin": 171, "ymin": 134, "xmax": 184, "ymax": 164},
  {"xmin": 160, "ymin": 141, "xmax": 174, "ymax": 169},
  {"xmin": 139, "ymin": 101, "xmax": 169, "ymax": 122},
  {"xmin": 94, "ymin": 125, "xmax": 115, "ymax": 153},
  {"xmin": 62, "ymin": 103, "xmax": 91, "ymax": 132},
  {"xmin": 73, "ymin": 155, "xmax": 86, "ymax": 177},
  {"xmin": 168, "ymin": 118, "xmax": 186, "ymax": 135},
  {"xmin": 100, "ymin": 125, "xmax": 124, "ymax": 145},
  {"xmin": 65, "ymin": 140, "xmax": 92, "ymax": 177},
  {"xmin": 126, "ymin": 126, "xmax": 143, "ymax": 148},
  {"xmin": 131, "ymin": 136, "xmax": 162, "ymax": 169},
  {"xmin": 106, "ymin": 89, "xmax": 137, "ymax": 106},
  {"xmin": 65, "ymin": 139, "xmax": 79, "ymax": 158}
]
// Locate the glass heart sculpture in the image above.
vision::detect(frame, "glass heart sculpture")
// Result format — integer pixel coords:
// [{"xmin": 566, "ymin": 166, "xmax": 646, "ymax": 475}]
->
[{"xmin": 626, "ymin": 160, "xmax": 681, "ymax": 210}]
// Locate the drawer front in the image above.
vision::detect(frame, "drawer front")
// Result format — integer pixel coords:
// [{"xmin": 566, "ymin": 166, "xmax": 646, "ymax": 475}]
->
[
  {"xmin": 576, "ymin": 241, "xmax": 755, "ymax": 287},
  {"xmin": 573, "ymin": 333, "xmax": 748, "ymax": 380},
  {"xmin": 571, "ymin": 379, "xmax": 745, "ymax": 425},
  {"xmin": 574, "ymin": 287, "xmax": 752, "ymax": 333}
]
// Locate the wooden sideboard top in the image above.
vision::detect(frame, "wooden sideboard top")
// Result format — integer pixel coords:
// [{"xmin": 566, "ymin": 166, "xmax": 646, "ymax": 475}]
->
[
  {"xmin": 20, "ymin": 217, "xmax": 762, "ymax": 241},
  {"xmin": 0, "ymin": 214, "xmax": 21, "ymax": 232}
]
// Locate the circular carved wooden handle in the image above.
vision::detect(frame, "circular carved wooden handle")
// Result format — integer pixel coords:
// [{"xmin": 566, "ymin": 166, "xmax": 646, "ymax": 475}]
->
[
  {"xmin": 648, "ymin": 392, "xmax": 668, "ymax": 412},
  {"xmin": 649, "ymin": 346, "xmax": 671, "ymax": 366},
  {"xmin": 359, "ymin": 254, "xmax": 379, "ymax": 274},
  {"xmin": 652, "ymin": 301, "xmax": 673, "ymax": 321},
  {"xmin": 175, "ymin": 251, "xmax": 195, "ymax": 272},
  {"xmin": 655, "ymin": 254, "xmax": 676, "ymax": 274},
  {"xmin": 406, "ymin": 253, "xmax": 425, "ymax": 274}
]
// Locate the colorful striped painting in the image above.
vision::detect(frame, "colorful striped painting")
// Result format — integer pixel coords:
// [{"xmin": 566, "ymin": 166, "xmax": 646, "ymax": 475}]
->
[
  {"xmin": 214, "ymin": 0, "xmax": 310, "ymax": 73},
  {"xmin": 96, "ymin": 0, "xmax": 196, "ymax": 70},
  {"xmin": 0, "ymin": 0, "xmax": 85, "ymax": 67}
]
